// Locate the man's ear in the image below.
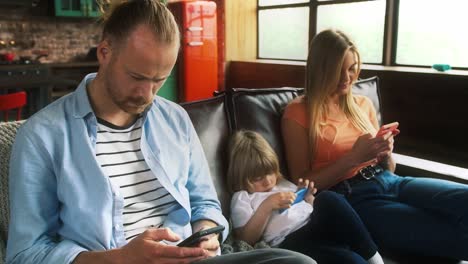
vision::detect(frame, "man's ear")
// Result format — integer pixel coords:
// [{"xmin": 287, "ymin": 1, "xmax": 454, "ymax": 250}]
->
[{"xmin": 97, "ymin": 41, "xmax": 112, "ymax": 63}]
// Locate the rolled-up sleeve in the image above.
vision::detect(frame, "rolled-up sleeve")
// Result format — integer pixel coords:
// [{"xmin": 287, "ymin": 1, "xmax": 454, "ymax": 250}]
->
[{"xmin": 184, "ymin": 119, "xmax": 229, "ymax": 242}]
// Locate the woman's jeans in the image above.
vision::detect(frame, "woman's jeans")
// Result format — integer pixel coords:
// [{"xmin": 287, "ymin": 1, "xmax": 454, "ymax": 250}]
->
[
  {"xmin": 335, "ymin": 171, "xmax": 468, "ymax": 260},
  {"xmin": 280, "ymin": 191, "xmax": 378, "ymax": 264}
]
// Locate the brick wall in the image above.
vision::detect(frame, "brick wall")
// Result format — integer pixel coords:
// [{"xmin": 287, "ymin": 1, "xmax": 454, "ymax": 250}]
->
[{"xmin": 0, "ymin": 7, "xmax": 101, "ymax": 63}]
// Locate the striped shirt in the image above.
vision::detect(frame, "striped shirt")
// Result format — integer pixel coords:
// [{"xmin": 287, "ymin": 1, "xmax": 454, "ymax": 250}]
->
[{"xmin": 95, "ymin": 117, "xmax": 178, "ymax": 241}]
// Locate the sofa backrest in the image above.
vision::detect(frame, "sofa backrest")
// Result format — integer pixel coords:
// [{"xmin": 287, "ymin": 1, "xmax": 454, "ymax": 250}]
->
[
  {"xmin": 178, "ymin": 76, "xmax": 380, "ymax": 216},
  {"xmin": 180, "ymin": 95, "xmax": 232, "ymax": 216},
  {"xmin": 352, "ymin": 76, "xmax": 382, "ymax": 125},
  {"xmin": 228, "ymin": 87, "xmax": 303, "ymax": 177},
  {"xmin": 0, "ymin": 121, "xmax": 23, "ymax": 264}
]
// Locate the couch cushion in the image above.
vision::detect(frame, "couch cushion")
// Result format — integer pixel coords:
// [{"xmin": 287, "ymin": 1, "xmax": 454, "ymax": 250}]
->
[
  {"xmin": 228, "ymin": 87, "xmax": 303, "ymax": 177},
  {"xmin": 0, "ymin": 121, "xmax": 23, "ymax": 264},
  {"xmin": 181, "ymin": 95, "xmax": 232, "ymax": 217},
  {"xmin": 352, "ymin": 76, "xmax": 382, "ymax": 125}
]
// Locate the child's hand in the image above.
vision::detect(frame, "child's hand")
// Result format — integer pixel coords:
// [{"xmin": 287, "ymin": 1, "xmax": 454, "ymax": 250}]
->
[
  {"xmin": 297, "ymin": 178, "xmax": 309, "ymax": 190},
  {"xmin": 304, "ymin": 181, "xmax": 317, "ymax": 205},
  {"xmin": 264, "ymin": 192, "xmax": 296, "ymax": 211}
]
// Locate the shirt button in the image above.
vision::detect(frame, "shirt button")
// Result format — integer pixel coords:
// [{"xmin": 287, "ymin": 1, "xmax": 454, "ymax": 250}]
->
[{"xmin": 115, "ymin": 224, "xmax": 120, "ymax": 229}]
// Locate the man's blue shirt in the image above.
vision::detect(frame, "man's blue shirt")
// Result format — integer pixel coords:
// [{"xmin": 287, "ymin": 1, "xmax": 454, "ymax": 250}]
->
[{"xmin": 6, "ymin": 73, "xmax": 228, "ymax": 264}]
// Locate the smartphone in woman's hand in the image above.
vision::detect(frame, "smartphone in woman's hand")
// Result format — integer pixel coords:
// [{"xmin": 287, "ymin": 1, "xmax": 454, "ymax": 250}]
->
[{"xmin": 376, "ymin": 122, "xmax": 399, "ymax": 137}]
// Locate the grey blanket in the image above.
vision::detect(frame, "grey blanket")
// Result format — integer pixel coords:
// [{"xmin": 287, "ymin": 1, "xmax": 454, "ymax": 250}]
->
[{"xmin": 221, "ymin": 235, "xmax": 271, "ymax": 254}]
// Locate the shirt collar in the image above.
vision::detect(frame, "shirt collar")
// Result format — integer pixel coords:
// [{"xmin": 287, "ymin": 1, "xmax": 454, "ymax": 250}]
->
[{"xmin": 72, "ymin": 73, "xmax": 97, "ymax": 119}]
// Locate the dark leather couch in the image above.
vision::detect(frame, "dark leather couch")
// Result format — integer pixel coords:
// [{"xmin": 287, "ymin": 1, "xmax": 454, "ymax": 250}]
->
[{"xmin": 181, "ymin": 76, "xmax": 467, "ymax": 264}]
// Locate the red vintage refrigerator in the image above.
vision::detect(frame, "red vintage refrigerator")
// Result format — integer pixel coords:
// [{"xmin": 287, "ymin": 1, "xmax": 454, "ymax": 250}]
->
[{"xmin": 169, "ymin": 1, "xmax": 218, "ymax": 102}]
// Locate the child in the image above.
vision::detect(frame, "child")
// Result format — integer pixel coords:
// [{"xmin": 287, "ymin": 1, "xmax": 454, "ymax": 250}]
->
[{"xmin": 227, "ymin": 130, "xmax": 384, "ymax": 264}]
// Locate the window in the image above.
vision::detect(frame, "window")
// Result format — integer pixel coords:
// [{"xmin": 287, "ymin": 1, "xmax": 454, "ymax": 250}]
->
[
  {"xmin": 396, "ymin": 0, "xmax": 468, "ymax": 68},
  {"xmin": 316, "ymin": 1, "xmax": 385, "ymax": 64},
  {"xmin": 257, "ymin": 0, "xmax": 468, "ymax": 69},
  {"xmin": 258, "ymin": 7, "xmax": 309, "ymax": 60}
]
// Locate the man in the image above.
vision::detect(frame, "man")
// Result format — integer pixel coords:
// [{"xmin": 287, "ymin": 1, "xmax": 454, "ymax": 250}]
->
[{"xmin": 6, "ymin": 1, "xmax": 315, "ymax": 263}]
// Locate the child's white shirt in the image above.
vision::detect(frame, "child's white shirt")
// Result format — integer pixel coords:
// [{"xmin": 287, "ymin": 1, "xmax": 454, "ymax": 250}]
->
[{"xmin": 230, "ymin": 179, "xmax": 313, "ymax": 246}]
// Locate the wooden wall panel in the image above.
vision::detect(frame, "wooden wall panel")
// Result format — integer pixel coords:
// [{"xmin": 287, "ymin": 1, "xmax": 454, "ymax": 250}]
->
[
  {"xmin": 225, "ymin": 0, "xmax": 257, "ymax": 61},
  {"xmin": 227, "ymin": 60, "xmax": 305, "ymax": 89}
]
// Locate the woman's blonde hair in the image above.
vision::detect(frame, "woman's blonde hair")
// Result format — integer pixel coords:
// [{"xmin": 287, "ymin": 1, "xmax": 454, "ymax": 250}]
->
[
  {"xmin": 97, "ymin": 0, "xmax": 179, "ymax": 50},
  {"xmin": 305, "ymin": 29, "xmax": 375, "ymax": 159},
  {"xmin": 227, "ymin": 130, "xmax": 283, "ymax": 193}
]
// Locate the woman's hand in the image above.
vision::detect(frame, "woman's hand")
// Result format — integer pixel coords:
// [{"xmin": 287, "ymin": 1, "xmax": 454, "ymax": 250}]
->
[
  {"xmin": 376, "ymin": 131, "xmax": 395, "ymax": 162},
  {"xmin": 350, "ymin": 133, "xmax": 392, "ymax": 165},
  {"xmin": 263, "ymin": 192, "xmax": 296, "ymax": 211},
  {"xmin": 297, "ymin": 178, "xmax": 317, "ymax": 205}
]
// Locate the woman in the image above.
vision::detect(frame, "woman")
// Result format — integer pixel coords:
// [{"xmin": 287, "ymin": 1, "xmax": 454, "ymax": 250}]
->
[{"xmin": 281, "ymin": 29, "xmax": 468, "ymax": 260}]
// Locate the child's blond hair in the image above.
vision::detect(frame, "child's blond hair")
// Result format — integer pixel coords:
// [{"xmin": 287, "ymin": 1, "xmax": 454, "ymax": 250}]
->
[{"xmin": 227, "ymin": 130, "xmax": 282, "ymax": 193}]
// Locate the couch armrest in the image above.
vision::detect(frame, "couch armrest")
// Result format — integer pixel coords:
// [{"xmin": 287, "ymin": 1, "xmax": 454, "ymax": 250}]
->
[{"xmin": 394, "ymin": 153, "xmax": 468, "ymax": 184}]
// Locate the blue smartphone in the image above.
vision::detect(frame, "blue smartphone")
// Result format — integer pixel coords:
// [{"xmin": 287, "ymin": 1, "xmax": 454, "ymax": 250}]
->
[
  {"xmin": 279, "ymin": 188, "xmax": 307, "ymax": 213},
  {"xmin": 292, "ymin": 188, "xmax": 307, "ymax": 205}
]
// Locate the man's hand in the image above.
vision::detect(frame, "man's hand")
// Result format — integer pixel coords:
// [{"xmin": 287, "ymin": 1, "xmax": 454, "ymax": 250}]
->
[
  {"xmin": 73, "ymin": 228, "xmax": 209, "ymax": 264},
  {"xmin": 190, "ymin": 220, "xmax": 221, "ymax": 257},
  {"xmin": 117, "ymin": 228, "xmax": 208, "ymax": 263}
]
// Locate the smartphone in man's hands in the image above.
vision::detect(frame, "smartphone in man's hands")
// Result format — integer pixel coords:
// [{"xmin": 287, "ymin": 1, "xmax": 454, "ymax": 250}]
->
[
  {"xmin": 177, "ymin": 225, "xmax": 225, "ymax": 247},
  {"xmin": 376, "ymin": 122, "xmax": 399, "ymax": 137}
]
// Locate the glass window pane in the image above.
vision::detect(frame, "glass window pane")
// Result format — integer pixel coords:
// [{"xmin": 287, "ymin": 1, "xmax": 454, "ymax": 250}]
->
[
  {"xmin": 397, "ymin": 0, "xmax": 468, "ymax": 68},
  {"xmin": 259, "ymin": 7, "xmax": 309, "ymax": 60},
  {"xmin": 259, "ymin": 0, "xmax": 308, "ymax": 7},
  {"xmin": 317, "ymin": 0, "xmax": 386, "ymax": 64}
]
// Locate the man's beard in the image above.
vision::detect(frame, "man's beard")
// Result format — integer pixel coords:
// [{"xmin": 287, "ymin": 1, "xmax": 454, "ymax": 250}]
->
[
  {"xmin": 119, "ymin": 96, "xmax": 150, "ymax": 114},
  {"xmin": 104, "ymin": 76, "xmax": 152, "ymax": 114}
]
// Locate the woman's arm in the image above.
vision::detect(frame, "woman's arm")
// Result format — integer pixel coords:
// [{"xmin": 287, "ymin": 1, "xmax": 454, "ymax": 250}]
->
[
  {"xmin": 281, "ymin": 119, "xmax": 355, "ymax": 190},
  {"xmin": 281, "ymin": 119, "xmax": 392, "ymax": 190}
]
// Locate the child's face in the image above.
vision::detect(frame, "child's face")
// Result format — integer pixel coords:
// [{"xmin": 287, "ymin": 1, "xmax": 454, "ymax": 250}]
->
[{"xmin": 250, "ymin": 173, "xmax": 278, "ymax": 192}]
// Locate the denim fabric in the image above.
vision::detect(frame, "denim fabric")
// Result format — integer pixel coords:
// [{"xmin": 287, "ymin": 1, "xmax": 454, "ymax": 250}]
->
[
  {"xmin": 342, "ymin": 171, "xmax": 468, "ymax": 260},
  {"xmin": 7, "ymin": 73, "xmax": 229, "ymax": 264},
  {"xmin": 279, "ymin": 191, "xmax": 377, "ymax": 264}
]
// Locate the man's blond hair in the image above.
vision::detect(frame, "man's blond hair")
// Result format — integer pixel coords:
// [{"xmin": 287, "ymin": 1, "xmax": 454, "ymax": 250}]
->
[{"xmin": 97, "ymin": 0, "xmax": 180, "ymax": 49}]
